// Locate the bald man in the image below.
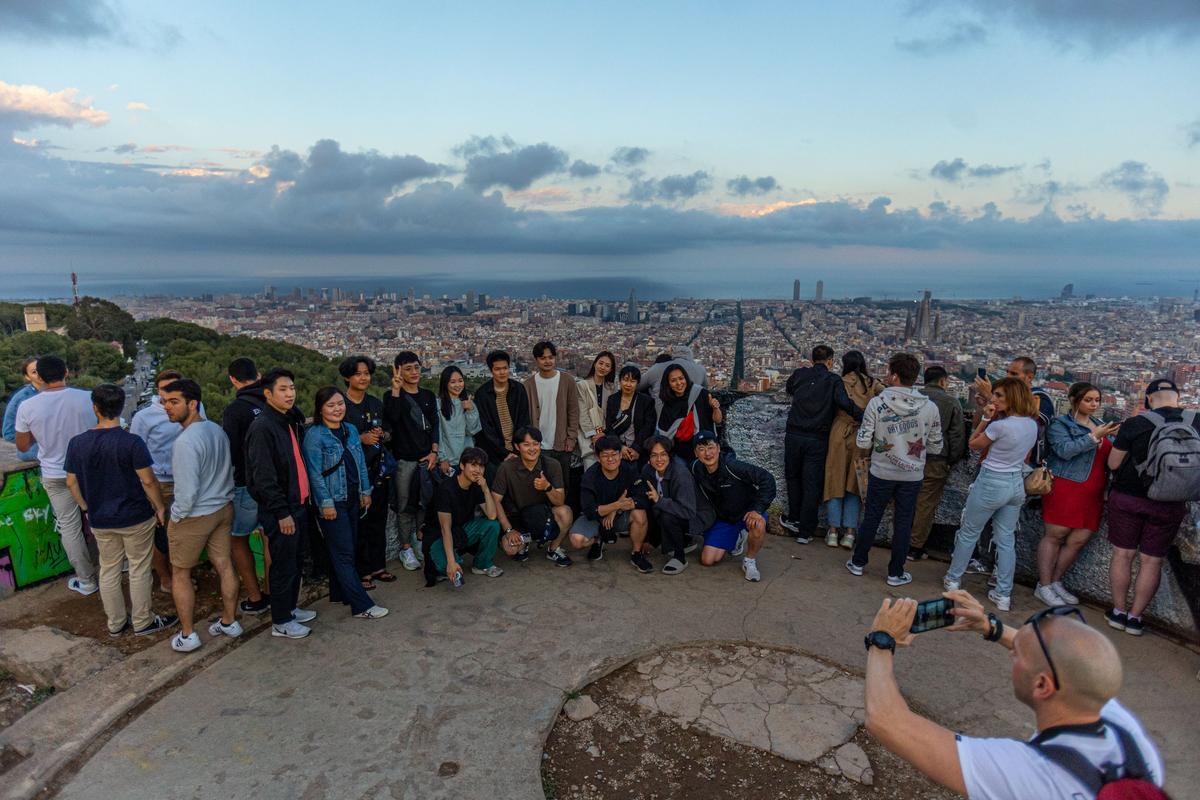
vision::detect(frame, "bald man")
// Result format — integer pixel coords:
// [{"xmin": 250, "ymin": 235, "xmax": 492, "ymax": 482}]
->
[{"xmin": 861, "ymin": 591, "xmax": 1164, "ymax": 799}]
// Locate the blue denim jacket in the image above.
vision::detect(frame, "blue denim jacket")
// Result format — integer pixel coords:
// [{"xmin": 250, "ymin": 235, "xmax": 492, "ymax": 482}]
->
[
  {"xmin": 302, "ymin": 423, "xmax": 371, "ymax": 509},
  {"xmin": 1045, "ymin": 414, "xmax": 1103, "ymax": 483}
]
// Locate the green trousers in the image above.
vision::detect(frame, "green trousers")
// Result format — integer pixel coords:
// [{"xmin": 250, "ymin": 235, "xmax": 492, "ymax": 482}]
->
[{"xmin": 430, "ymin": 517, "xmax": 501, "ymax": 574}]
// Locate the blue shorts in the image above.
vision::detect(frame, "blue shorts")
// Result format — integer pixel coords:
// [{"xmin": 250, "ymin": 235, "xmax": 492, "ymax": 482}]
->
[
  {"xmin": 231, "ymin": 486, "xmax": 260, "ymax": 537},
  {"xmin": 703, "ymin": 513, "xmax": 766, "ymax": 551}
]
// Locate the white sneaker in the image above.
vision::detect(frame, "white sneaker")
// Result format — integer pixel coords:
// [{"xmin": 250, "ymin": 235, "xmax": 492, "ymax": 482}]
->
[
  {"xmin": 208, "ymin": 619, "xmax": 244, "ymax": 638},
  {"xmin": 943, "ymin": 576, "xmax": 960, "ymax": 592},
  {"xmin": 272, "ymin": 621, "xmax": 311, "ymax": 639},
  {"xmin": 399, "ymin": 548, "xmax": 421, "ymax": 571},
  {"xmin": 887, "ymin": 572, "xmax": 913, "ymax": 587},
  {"xmin": 779, "ymin": 518, "xmax": 800, "ymax": 534},
  {"xmin": 355, "ymin": 605, "xmax": 390, "ymax": 619},
  {"xmin": 292, "ymin": 608, "xmax": 317, "ymax": 624},
  {"xmin": 732, "ymin": 530, "xmax": 748, "ymax": 557},
  {"xmin": 742, "ymin": 558, "xmax": 761, "ymax": 582},
  {"xmin": 1034, "ymin": 584, "xmax": 1064, "ymax": 607},
  {"xmin": 171, "ymin": 631, "xmax": 202, "ymax": 653},
  {"xmin": 825, "ymin": 530, "xmax": 840, "ymax": 547},
  {"xmin": 987, "ymin": 589, "xmax": 1011, "ymax": 612},
  {"xmin": 1052, "ymin": 582, "xmax": 1079, "ymax": 605},
  {"xmin": 839, "ymin": 532, "xmax": 855, "ymax": 550},
  {"xmin": 471, "ymin": 565, "xmax": 504, "ymax": 578},
  {"xmin": 845, "ymin": 560, "xmax": 864, "ymax": 577},
  {"xmin": 67, "ymin": 577, "xmax": 98, "ymax": 596}
]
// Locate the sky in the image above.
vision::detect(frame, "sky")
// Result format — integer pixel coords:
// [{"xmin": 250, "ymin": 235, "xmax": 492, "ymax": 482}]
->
[{"xmin": 1, "ymin": 0, "xmax": 1198, "ymax": 300}]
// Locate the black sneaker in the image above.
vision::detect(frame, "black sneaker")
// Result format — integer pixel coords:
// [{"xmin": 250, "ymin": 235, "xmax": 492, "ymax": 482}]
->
[
  {"xmin": 907, "ymin": 547, "xmax": 927, "ymax": 561},
  {"xmin": 1124, "ymin": 616, "xmax": 1145, "ymax": 636},
  {"xmin": 1104, "ymin": 609, "xmax": 1128, "ymax": 631},
  {"xmin": 587, "ymin": 540, "xmax": 604, "ymax": 561},
  {"xmin": 134, "ymin": 614, "xmax": 179, "ymax": 636},
  {"xmin": 547, "ymin": 549, "xmax": 572, "ymax": 567},
  {"xmin": 630, "ymin": 551, "xmax": 653, "ymax": 574},
  {"xmin": 108, "ymin": 617, "xmax": 131, "ymax": 638},
  {"xmin": 602, "ymin": 530, "xmax": 619, "ymax": 545},
  {"xmin": 240, "ymin": 595, "xmax": 271, "ymax": 615},
  {"xmin": 512, "ymin": 547, "xmax": 530, "ymax": 562}
]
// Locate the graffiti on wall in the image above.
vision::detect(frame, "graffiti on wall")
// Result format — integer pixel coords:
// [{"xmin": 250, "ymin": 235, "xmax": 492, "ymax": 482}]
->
[{"xmin": 0, "ymin": 466, "xmax": 72, "ymax": 588}]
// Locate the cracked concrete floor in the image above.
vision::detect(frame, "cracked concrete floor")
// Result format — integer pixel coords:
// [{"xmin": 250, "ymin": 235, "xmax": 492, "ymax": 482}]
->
[{"xmin": 55, "ymin": 537, "xmax": 1200, "ymax": 800}]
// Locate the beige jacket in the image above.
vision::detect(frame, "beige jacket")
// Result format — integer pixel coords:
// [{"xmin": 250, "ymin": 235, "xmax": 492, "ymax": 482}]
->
[{"xmin": 524, "ymin": 371, "xmax": 580, "ymax": 452}]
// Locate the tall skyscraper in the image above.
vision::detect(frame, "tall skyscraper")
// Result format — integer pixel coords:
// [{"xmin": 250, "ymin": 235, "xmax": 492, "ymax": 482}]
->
[
  {"xmin": 465, "ymin": 290, "xmax": 475, "ymax": 312},
  {"xmin": 1060, "ymin": 283, "xmax": 1074, "ymax": 300},
  {"xmin": 815, "ymin": 280, "xmax": 824, "ymax": 303},
  {"xmin": 792, "ymin": 279, "xmax": 800, "ymax": 302},
  {"xmin": 627, "ymin": 288, "xmax": 638, "ymax": 324},
  {"xmin": 478, "ymin": 293, "xmax": 488, "ymax": 310}
]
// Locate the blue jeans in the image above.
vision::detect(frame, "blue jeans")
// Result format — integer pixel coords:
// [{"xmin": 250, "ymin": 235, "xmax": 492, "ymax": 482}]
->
[
  {"xmin": 946, "ymin": 468, "xmax": 1025, "ymax": 596},
  {"xmin": 851, "ymin": 476, "xmax": 922, "ymax": 577},
  {"xmin": 826, "ymin": 494, "xmax": 862, "ymax": 529},
  {"xmin": 317, "ymin": 499, "xmax": 375, "ymax": 614}
]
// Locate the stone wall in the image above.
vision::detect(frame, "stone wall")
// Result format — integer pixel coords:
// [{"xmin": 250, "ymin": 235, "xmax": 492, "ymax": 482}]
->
[{"xmin": 725, "ymin": 395, "xmax": 1200, "ymax": 641}]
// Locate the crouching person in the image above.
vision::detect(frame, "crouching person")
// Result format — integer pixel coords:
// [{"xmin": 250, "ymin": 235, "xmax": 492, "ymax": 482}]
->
[
  {"xmin": 429, "ymin": 447, "xmax": 504, "ymax": 585},
  {"xmin": 574, "ymin": 435, "xmax": 652, "ymax": 572},
  {"xmin": 689, "ymin": 431, "xmax": 776, "ymax": 582}
]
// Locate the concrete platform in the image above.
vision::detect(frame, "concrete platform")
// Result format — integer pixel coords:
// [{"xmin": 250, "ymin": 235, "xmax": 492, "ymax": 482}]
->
[{"xmin": 53, "ymin": 538, "xmax": 1200, "ymax": 800}]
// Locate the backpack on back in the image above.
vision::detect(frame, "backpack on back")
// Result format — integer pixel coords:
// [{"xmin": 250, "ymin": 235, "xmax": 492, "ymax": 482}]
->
[
  {"xmin": 1135, "ymin": 410, "xmax": 1200, "ymax": 502},
  {"xmin": 1031, "ymin": 722, "xmax": 1171, "ymax": 800}
]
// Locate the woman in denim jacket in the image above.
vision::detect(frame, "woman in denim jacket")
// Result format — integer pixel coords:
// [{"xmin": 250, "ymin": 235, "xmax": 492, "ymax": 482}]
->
[
  {"xmin": 303, "ymin": 387, "xmax": 387, "ymax": 620},
  {"xmin": 1035, "ymin": 382, "xmax": 1120, "ymax": 607}
]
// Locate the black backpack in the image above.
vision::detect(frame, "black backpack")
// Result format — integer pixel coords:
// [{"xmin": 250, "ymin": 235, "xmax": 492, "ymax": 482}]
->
[{"xmin": 1030, "ymin": 722, "xmax": 1169, "ymax": 799}]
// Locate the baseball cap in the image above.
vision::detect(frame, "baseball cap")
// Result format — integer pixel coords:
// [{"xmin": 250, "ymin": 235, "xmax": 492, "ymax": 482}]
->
[
  {"xmin": 693, "ymin": 430, "xmax": 719, "ymax": 446},
  {"xmin": 1145, "ymin": 378, "xmax": 1179, "ymax": 397}
]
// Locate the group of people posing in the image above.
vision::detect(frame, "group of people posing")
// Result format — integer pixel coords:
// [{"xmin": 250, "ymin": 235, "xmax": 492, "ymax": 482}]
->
[{"xmin": 781, "ymin": 346, "xmax": 1198, "ymax": 636}]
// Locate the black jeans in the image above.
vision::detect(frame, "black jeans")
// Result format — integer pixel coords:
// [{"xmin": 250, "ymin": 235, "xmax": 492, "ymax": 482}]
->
[
  {"xmin": 784, "ymin": 433, "xmax": 827, "ymax": 535},
  {"xmin": 851, "ymin": 476, "xmax": 922, "ymax": 578},
  {"xmin": 318, "ymin": 498, "xmax": 374, "ymax": 615},
  {"xmin": 355, "ymin": 476, "xmax": 391, "ymax": 577},
  {"xmin": 653, "ymin": 508, "xmax": 690, "ymax": 561},
  {"xmin": 261, "ymin": 504, "xmax": 307, "ymax": 626}
]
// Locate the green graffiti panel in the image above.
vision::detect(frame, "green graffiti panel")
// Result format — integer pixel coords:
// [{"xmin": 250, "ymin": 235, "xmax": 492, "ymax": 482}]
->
[{"xmin": 0, "ymin": 466, "xmax": 71, "ymax": 587}]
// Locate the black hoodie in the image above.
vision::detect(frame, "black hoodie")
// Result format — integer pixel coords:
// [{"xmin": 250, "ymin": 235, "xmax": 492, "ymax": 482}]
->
[
  {"xmin": 222, "ymin": 382, "xmax": 267, "ymax": 488},
  {"xmin": 784, "ymin": 364, "xmax": 861, "ymax": 437}
]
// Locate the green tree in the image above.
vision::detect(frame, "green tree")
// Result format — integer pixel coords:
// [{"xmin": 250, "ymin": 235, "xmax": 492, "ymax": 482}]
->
[{"xmin": 66, "ymin": 297, "xmax": 138, "ymax": 356}]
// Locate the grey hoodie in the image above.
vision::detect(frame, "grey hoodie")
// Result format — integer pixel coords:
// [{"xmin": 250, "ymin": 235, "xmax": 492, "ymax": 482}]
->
[{"xmin": 856, "ymin": 386, "xmax": 944, "ymax": 481}]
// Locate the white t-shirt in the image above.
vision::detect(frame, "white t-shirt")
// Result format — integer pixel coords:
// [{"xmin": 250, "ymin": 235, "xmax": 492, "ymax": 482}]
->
[
  {"xmin": 957, "ymin": 699, "xmax": 1164, "ymax": 800},
  {"xmin": 535, "ymin": 373, "xmax": 559, "ymax": 448},
  {"xmin": 981, "ymin": 416, "xmax": 1038, "ymax": 472},
  {"xmin": 14, "ymin": 387, "xmax": 98, "ymax": 479}
]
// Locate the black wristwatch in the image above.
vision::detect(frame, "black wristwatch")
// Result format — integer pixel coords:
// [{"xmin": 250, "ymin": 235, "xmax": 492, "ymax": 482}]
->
[
  {"xmin": 864, "ymin": 631, "xmax": 896, "ymax": 654},
  {"xmin": 983, "ymin": 612, "xmax": 1004, "ymax": 642}
]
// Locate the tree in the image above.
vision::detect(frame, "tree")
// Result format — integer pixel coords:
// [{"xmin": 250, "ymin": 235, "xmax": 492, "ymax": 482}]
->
[{"xmin": 66, "ymin": 297, "xmax": 138, "ymax": 356}]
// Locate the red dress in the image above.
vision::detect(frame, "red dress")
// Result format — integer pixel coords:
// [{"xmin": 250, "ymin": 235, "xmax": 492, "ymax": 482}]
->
[{"xmin": 1042, "ymin": 438, "xmax": 1112, "ymax": 531}]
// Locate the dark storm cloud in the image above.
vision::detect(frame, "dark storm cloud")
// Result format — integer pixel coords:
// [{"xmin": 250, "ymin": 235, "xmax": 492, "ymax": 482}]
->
[
  {"xmin": 895, "ymin": 22, "xmax": 987, "ymax": 56},
  {"xmin": 611, "ymin": 146, "xmax": 650, "ymax": 167},
  {"xmin": 929, "ymin": 157, "xmax": 1019, "ymax": 183},
  {"xmin": 1098, "ymin": 161, "xmax": 1169, "ymax": 216},
  {"xmin": 726, "ymin": 175, "xmax": 779, "ymax": 196},
  {"xmin": 461, "ymin": 141, "xmax": 569, "ymax": 191},
  {"xmin": 626, "ymin": 171, "xmax": 711, "ymax": 202},
  {"xmin": 568, "ymin": 159, "xmax": 601, "ymax": 178}
]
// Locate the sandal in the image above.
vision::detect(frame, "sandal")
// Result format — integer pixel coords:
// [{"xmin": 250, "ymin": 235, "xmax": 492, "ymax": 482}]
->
[
  {"xmin": 361, "ymin": 578, "xmax": 377, "ymax": 590},
  {"xmin": 373, "ymin": 571, "xmax": 397, "ymax": 583}
]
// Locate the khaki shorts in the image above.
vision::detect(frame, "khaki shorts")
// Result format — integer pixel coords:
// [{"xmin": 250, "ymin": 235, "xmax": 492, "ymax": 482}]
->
[{"xmin": 168, "ymin": 503, "xmax": 234, "ymax": 569}]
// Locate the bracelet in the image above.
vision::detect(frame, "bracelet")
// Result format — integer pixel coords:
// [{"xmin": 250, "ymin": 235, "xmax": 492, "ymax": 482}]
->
[{"xmin": 983, "ymin": 612, "xmax": 1004, "ymax": 642}]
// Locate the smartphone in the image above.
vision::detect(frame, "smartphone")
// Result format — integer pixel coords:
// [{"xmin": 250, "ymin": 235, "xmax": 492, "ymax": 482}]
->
[
  {"xmin": 910, "ymin": 598, "xmax": 956, "ymax": 634},
  {"xmin": 976, "ymin": 367, "xmax": 988, "ymax": 380}
]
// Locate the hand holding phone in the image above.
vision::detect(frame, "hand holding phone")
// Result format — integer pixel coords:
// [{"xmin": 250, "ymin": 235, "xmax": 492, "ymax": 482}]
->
[{"xmin": 910, "ymin": 597, "xmax": 956, "ymax": 633}]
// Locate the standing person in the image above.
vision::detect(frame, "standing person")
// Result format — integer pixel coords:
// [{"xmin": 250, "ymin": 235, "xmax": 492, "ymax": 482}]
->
[
  {"xmin": 782, "ymin": 345, "xmax": 862, "ymax": 543},
  {"xmin": 221, "ymin": 357, "xmax": 271, "ymax": 616},
  {"xmin": 436, "ymin": 365, "xmax": 481, "ymax": 473},
  {"xmin": 821, "ymin": 351, "xmax": 883, "ymax": 549},
  {"xmin": 642, "ymin": 435, "xmax": 712, "ymax": 575},
  {"xmin": 974, "ymin": 356, "xmax": 1054, "ymax": 462},
  {"xmin": 638, "ymin": 347, "xmax": 707, "ymax": 397},
  {"xmin": 909, "ymin": 365, "xmax": 967, "ymax": 560},
  {"xmin": 574, "ymin": 436, "xmax": 652, "ymax": 571},
  {"xmin": 14, "ymin": 355, "xmax": 98, "ymax": 595},
  {"xmin": 576, "ymin": 351, "xmax": 617, "ymax": 469},
  {"xmin": 382, "ymin": 350, "xmax": 439, "ymax": 572},
  {"xmin": 523, "ymin": 341, "xmax": 580, "ymax": 504},
  {"xmin": 3, "ymin": 356, "xmax": 41, "ymax": 462},
  {"xmin": 160, "ymin": 380, "xmax": 241, "ymax": 653},
  {"xmin": 846, "ymin": 353, "xmax": 943, "ymax": 586},
  {"xmin": 491, "ymin": 426, "xmax": 575, "ymax": 566},
  {"xmin": 1036, "ymin": 382, "xmax": 1119, "ymax": 606},
  {"xmin": 654, "ymin": 363, "xmax": 722, "ymax": 463},
  {"xmin": 245, "ymin": 368, "xmax": 318, "ymax": 640},
  {"xmin": 63, "ymin": 384, "xmax": 175, "ymax": 636},
  {"xmin": 690, "ymin": 431, "xmax": 775, "ymax": 581},
  {"xmin": 303, "ymin": 387, "xmax": 388, "ymax": 620},
  {"xmin": 1105, "ymin": 378, "xmax": 1200, "ymax": 636},
  {"xmin": 338, "ymin": 355, "xmax": 395, "ymax": 589},
  {"xmin": 431, "ymin": 447, "xmax": 504, "ymax": 583},
  {"xmin": 606, "ymin": 365, "xmax": 655, "ymax": 465},
  {"xmin": 474, "ymin": 350, "xmax": 530, "ymax": 478},
  {"xmin": 944, "ymin": 377, "xmax": 1040, "ymax": 611}
]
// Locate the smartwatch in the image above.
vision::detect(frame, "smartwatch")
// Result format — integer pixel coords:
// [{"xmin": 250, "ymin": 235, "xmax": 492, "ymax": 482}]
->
[
  {"xmin": 983, "ymin": 612, "xmax": 1004, "ymax": 642},
  {"xmin": 864, "ymin": 631, "xmax": 896, "ymax": 654}
]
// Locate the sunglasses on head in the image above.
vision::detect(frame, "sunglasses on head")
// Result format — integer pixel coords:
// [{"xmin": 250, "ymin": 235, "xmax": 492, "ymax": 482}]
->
[{"xmin": 1024, "ymin": 606, "xmax": 1086, "ymax": 690}]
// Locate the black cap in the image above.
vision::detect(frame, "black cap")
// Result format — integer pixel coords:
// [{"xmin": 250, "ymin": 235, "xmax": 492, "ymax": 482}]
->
[
  {"xmin": 693, "ymin": 430, "xmax": 719, "ymax": 446},
  {"xmin": 1145, "ymin": 378, "xmax": 1179, "ymax": 397}
]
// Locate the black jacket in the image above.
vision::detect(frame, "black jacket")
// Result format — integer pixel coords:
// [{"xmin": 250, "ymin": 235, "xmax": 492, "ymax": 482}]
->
[
  {"xmin": 690, "ymin": 454, "xmax": 776, "ymax": 523},
  {"xmin": 785, "ymin": 365, "xmax": 861, "ymax": 437},
  {"xmin": 382, "ymin": 387, "xmax": 438, "ymax": 462},
  {"xmin": 474, "ymin": 380, "xmax": 530, "ymax": 464},
  {"xmin": 221, "ymin": 382, "xmax": 266, "ymax": 488},
  {"xmin": 605, "ymin": 391, "xmax": 656, "ymax": 458},
  {"xmin": 245, "ymin": 403, "xmax": 308, "ymax": 521}
]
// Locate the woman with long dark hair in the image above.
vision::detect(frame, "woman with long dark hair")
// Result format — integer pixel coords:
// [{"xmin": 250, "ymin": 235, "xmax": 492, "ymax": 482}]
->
[
  {"xmin": 437, "ymin": 365, "xmax": 481, "ymax": 475},
  {"xmin": 655, "ymin": 363, "xmax": 722, "ymax": 462},
  {"xmin": 606, "ymin": 365, "xmax": 656, "ymax": 463},
  {"xmin": 576, "ymin": 351, "xmax": 617, "ymax": 469},
  {"xmin": 822, "ymin": 351, "xmax": 883, "ymax": 549},
  {"xmin": 301, "ymin": 386, "xmax": 387, "ymax": 619}
]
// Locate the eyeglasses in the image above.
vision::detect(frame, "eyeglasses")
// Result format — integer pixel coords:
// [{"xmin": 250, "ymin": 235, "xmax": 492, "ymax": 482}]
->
[{"xmin": 1024, "ymin": 606, "xmax": 1085, "ymax": 690}]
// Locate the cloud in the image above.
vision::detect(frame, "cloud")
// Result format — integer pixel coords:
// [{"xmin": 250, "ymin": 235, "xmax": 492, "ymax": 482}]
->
[
  {"xmin": 1013, "ymin": 179, "xmax": 1078, "ymax": 208},
  {"xmin": 1186, "ymin": 119, "xmax": 1200, "ymax": 149},
  {"xmin": 0, "ymin": 0, "xmax": 119, "ymax": 42},
  {"xmin": 0, "ymin": 80, "xmax": 110, "ymax": 132},
  {"xmin": 461, "ymin": 141, "xmax": 568, "ymax": 191},
  {"xmin": 726, "ymin": 175, "xmax": 779, "ymax": 196},
  {"xmin": 1099, "ymin": 161, "xmax": 1169, "ymax": 216},
  {"xmin": 611, "ymin": 146, "xmax": 650, "ymax": 167},
  {"xmin": 106, "ymin": 142, "xmax": 191, "ymax": 156},
  {"xmin": 627, "ymin": 170, "xmax": 711, "ymax": 202},
  {"xmin": 929, "ymin": 157, "xmax": 1019, "ymax": 183},
  {"xmin": 126, "ymin": 101, "xmax": 150, "ymax": 111},
  {"xmin": 896, "ymin": 22, "xmax": 987, "ymax": 56},
  {"xmin": 568, "ymin": 159, "xmax": 600, "ymax": 178},
  {"xmin": 112, "ymin": 142, "xmax": 137, "ymax": 154}
]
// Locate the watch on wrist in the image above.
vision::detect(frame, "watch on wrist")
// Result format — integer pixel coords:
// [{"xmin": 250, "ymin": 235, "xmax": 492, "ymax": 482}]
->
[
  {"xmin": 983, "ymin": 612, "xmax": 1004, "ymax": 642},
  {"xmin": 864, "ymin": 630, "xmax": 896, "ymax": 654}
]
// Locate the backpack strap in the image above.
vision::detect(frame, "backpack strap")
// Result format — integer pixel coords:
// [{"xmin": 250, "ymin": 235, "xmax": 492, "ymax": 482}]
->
[
  {"xmin": 1109, "ymin": 722, "xmax": 1151, "ymax": 781},
  {"xmin": 1031, "ymin": 742, "xmax": 1105, "ymax": 794},
  {"xmin": 1141, "ymin": 410, "xmax": 1165, "ymax": 428},
  {"xmin": 1030, "ymin": 720, "xmax": 1153, "ymax": 792}
]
